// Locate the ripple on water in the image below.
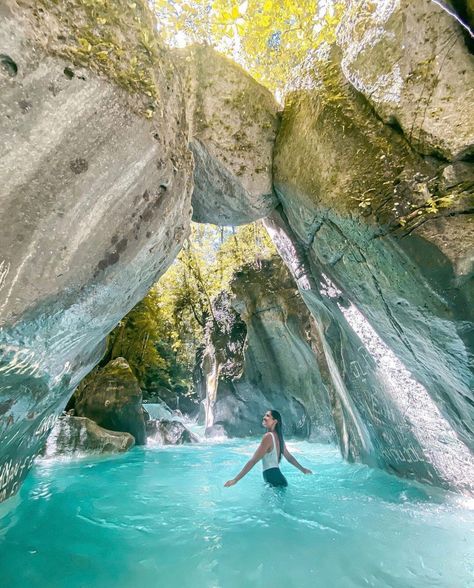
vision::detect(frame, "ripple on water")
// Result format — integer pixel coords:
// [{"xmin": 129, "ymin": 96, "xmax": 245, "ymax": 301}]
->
[{"xmin": 0, "ymin": 440, "xmax": 473, "ymax": 588}]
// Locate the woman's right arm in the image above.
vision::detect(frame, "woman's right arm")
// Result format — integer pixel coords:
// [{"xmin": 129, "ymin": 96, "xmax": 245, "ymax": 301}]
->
[
  {"xmin": 283, "ymin": 445, "xmax": 312, "ymax": 474},
  {"xmin": 224, "ymin": 434, "xmax": 271, "ymax": 487}
]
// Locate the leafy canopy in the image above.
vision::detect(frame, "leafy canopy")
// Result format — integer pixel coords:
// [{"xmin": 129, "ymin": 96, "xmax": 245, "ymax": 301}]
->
[
  {"xmin": 105, "ymin": 222, "xmax": 276, "ymax": 392},
  {"xmin": 154, "ymin": 0, "xmax": 343, "ymax": 92}
]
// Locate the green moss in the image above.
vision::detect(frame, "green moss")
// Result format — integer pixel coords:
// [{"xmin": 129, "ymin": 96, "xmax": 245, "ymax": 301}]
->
[{"xmin": 32, "ymin": 0, "xmax": 162, "ymax": 117}]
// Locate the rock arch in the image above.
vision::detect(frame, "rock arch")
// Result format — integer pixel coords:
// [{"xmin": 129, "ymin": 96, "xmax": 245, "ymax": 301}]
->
[{"xmin": 0, "ymin": 0, "xmax": 473, "ymax": 501}]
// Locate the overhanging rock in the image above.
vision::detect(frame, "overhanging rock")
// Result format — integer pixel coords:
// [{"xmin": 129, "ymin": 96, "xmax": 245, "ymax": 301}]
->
[{"xmin": 177, "ymin": 45, "xmax": 280, "ymax": 225}]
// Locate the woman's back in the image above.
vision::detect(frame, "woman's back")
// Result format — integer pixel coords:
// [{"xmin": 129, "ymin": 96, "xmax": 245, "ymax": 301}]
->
[{"xmin": 261, "ymin": 432, "xmax": 279, "ymax": 471}]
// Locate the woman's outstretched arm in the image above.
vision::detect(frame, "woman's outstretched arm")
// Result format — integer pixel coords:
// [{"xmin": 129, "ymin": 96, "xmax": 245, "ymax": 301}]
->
[
  {"xmin": 283, "ymin": 445, "xmax": 312, "ymax": 474},
  {"xmin": 224, "ymin": 434, "xmax": 271, "ymax": 487}
]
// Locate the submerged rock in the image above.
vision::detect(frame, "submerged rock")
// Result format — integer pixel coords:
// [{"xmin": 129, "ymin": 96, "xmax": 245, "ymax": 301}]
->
[
  {"xmin": 68, "ymin": 358, "xmax": 146, "ymax": 445},
  {"xmin": 45, "ymin": 415, "xmax": 135, "ymax": 456}
]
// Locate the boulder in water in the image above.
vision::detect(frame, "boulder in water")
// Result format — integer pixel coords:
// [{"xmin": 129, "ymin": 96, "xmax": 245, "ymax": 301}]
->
[
  {"xmin": 46, "ymin": 416, "xmax": 135, "ymax": 456},
  {"xmin": 204, "ymin": 425, "xmax": 226, "ymax": 439},
  {"xmin": 148, "ymin": 419, "xmax": 199, "ymax": 445},
  {"xmin": 68, "ymin": 358, "xmax": 146, "ymax": 445}
]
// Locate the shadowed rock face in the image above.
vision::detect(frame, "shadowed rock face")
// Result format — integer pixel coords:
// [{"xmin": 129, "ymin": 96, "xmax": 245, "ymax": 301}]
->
[{"xmin": 199, "ymin": 264, "xmax": 336, "ymax": 442}]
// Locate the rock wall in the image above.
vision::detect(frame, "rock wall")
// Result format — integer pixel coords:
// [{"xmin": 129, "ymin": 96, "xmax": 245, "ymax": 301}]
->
[
  {"xmin": 199, "ymin": 261, "xmax": 336, "ymax": 442},
  {"xmin": 0, "ymin": 0, "xmax": 194, "ymax": 500},
  {"xmin": 268, "ymin": 0, "xmax": 474, "ymax": 492}
]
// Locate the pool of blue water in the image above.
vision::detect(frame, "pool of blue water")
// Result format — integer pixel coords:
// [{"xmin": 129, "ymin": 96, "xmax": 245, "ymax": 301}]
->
[{"xmin": 1, "ymin": 439, "xmax": 473, "ymax": 588}]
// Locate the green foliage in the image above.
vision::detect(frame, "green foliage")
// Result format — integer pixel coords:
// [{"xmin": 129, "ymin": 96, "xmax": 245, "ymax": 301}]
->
[
  {"xmin": 154, "ymin": 0, "xmax": 343, "ymax": 92},
  {"xmin": 105, "ymin": 222, "xmax": 276, "ymax": 395}
]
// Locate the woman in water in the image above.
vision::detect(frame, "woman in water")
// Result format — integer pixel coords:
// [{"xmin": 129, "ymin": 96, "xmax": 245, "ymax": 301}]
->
[{"xmin": 224, "ymin": 409, "xmax": 312, "ymax": 488}]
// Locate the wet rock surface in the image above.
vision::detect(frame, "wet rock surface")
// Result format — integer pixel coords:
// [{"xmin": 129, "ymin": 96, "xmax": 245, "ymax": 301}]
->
[
  {"xmin": 270, "ymin": 12, "xmax": 474, "ymax": 490},
  {"xmin": 0, "ymin": 0, "xmax": 192, "ymax": 499},
  {"xmin": 45, "ymin": 415, "xmax": 135, "ymax": 456},
  {"xmin": 147, "ymin": 419, "xmax": 199, "ymax": 445},
  {"xmin": 67, "ymin": 358, "xmax": 146, "ymax": 445}
]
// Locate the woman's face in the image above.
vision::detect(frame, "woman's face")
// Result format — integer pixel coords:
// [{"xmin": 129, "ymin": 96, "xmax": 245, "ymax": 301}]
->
[{"xmin": 262, "ymin": 411, "xmax": 276, "ymax": 428}]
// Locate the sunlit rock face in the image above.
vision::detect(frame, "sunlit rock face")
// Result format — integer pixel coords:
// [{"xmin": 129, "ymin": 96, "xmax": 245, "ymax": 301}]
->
[
  {"xmin": 0, "ymin": 1, "xmax": 193, "ymax": 500},
  {"xmin": 177, "ymin": 45, "xmax": 280, "ymax": 225},
  {"xmin": 338, "ymin": 0, "xmax": 474, "ymax": 160},
  {"xmin": 200, "ymin": 264, "xmax": 337, "ymax": 442},
  {"xmin": 272, "ymin": 8, "xmax": 474, "ymax": 492}
]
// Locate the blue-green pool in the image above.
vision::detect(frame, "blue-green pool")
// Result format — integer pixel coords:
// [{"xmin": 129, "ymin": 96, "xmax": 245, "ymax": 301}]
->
[{"xmin": 1, "ymin": 439, "xmax": 473, "ymax": 588}]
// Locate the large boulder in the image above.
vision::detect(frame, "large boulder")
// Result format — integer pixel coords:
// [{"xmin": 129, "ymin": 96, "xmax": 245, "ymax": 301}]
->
[
  {"xmin": 178, "ymin": 45, "xmax": 280, "ymax": 225},
  {"xmin": 44, "ymin": 415, "xmax": 135, "ymax": 456},
  {"xmin": 337, "ymin": 0, "xmax": 474, "ymax": 160},
  {"xmin": 68, "ymin": 358, "xmax": 146, "ymax": 445},
  {"xmin": 0, "ymin": 0, "xmax": 192, "ymax": 500}
]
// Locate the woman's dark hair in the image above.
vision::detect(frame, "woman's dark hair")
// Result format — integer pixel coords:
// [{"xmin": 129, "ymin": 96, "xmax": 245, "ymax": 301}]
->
[{"xmin": 270, "ymin": 409, "xmax": 284, "ymax": 462}]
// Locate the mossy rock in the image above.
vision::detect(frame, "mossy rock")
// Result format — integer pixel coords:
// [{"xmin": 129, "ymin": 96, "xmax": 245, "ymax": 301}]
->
[
  {"xmin": 24, "ymin": 0, "xmax": 164, "ymax": 117},
  {"xmin": 69, "ymin": 357, "xmax": 146, "ymax": 444}
]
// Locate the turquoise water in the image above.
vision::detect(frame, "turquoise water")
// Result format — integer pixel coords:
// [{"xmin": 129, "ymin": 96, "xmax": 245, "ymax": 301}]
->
[{"xmin": 1, "ymin": 439, "xmax": 473, "ymax": 588}]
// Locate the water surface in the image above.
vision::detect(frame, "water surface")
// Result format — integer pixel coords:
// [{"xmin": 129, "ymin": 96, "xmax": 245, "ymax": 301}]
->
[{"xmin": 1, "ymin": 439, "xmax": 473, "ymax": 588}]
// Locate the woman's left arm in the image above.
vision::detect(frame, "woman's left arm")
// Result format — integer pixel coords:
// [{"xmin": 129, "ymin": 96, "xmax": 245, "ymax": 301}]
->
[
  {"xmin": 283, "ymin": 445, "xmax": 312, "ymax": 474},
  {"xmin": 224, "ymin": 436, "xmax": 270, "ymax": 487}
]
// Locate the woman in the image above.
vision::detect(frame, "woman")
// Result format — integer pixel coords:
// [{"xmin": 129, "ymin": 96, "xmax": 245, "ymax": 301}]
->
[{"xmin": 224, "ymin": 409, "xmax": 312, "ymax": 488}]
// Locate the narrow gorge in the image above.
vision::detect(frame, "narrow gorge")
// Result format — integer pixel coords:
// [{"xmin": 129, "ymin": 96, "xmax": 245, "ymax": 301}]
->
[
  {"xmin": 1, "ymin": 2, "xmax": 474, "ymax": 586},
  {"xmin": 0, "ymin": 0, "xmax": 473, "ymax": 506}
]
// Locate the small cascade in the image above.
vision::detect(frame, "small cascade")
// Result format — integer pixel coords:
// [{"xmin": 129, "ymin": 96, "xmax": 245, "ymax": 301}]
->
[{"xmin": 144, "ymin": 404, "xmax": 201, "ymax": 445}]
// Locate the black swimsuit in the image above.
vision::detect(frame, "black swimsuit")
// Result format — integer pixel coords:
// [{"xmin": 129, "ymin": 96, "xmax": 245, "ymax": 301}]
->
[{"xmin": 263, "ymin": 467, "xmax": 288, "ymax": 487}]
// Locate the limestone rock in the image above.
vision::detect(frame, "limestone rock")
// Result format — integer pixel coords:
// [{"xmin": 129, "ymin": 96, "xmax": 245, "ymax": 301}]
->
[
  {"xmin": 178, "ymin": 45, "xmax": 280, "ymax": 225},
  {"xmin": 147, "ymin": 419, "xmax": 199, "ymax": 445},
  {"xmin": 69, "ymin": 358, "xmax": 146, "ymax": 445},
  {"xmin": 337, "ymin": 0, "xmax": 474, "ymax": 159},
  {"xmin": 204, "ymin": 424, "xmax": 226, "ymax": 439},
  {"xmin": 45, "ymin": 415, "xmax": 135, "ymax": 456},
  {"xmin": 200, "ymin": 259, "xmax": 336, "ymax": 441},
  {"xmin": 272, "ymin": 38, "xmax": 474, "ymax": 492},
  {"xmin": 0, "ymin": 0, "xmax": 192, "ymax": 500}
]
